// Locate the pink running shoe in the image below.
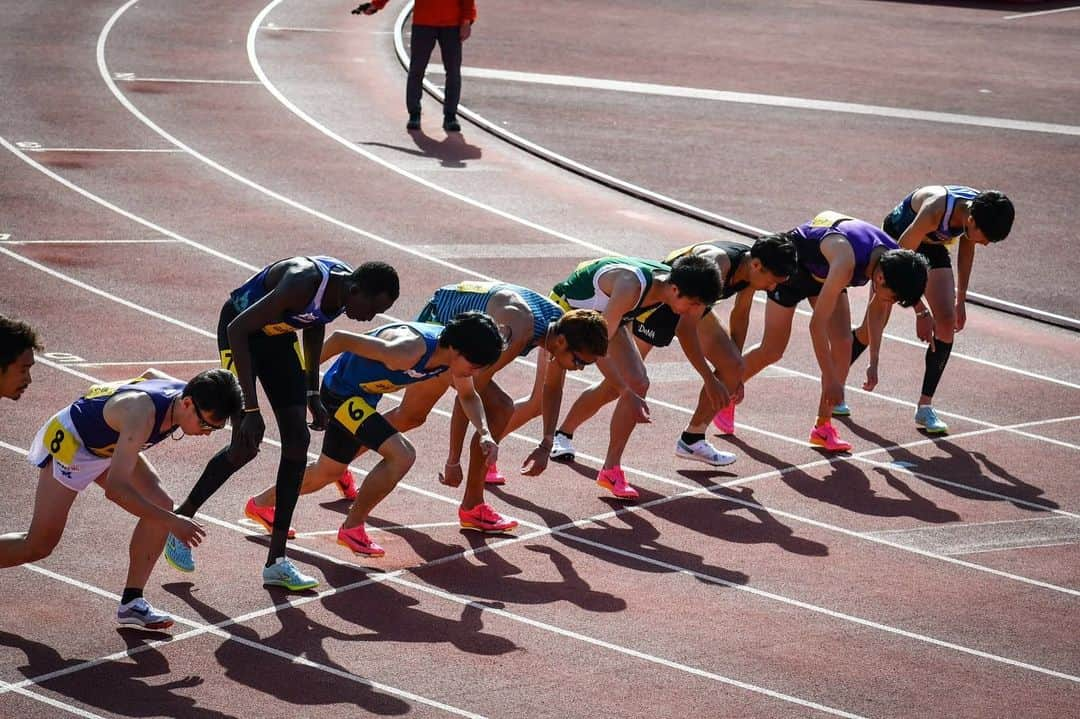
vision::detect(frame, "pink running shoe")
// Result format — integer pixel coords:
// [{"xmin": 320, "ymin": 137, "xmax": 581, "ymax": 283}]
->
[
  {"xmin": 458, "ymin": 503, "xmax": 518, "ymax": 532},
  {"xmin": 484, "ymin": 464, "xmax": 507, "ymax": 486},
  {"xmin": 244, "ymin": 497, "xmax": 296, "ymax": 539},
  {"xmin": 336, "ymin": 524, "xmax": 385, "ymax": 557},
  {"xmin": 809, "ymin": 422, "xmax": 853, "ymax": 453},
  {"xmin": 336, "ymin": 469, "xmax": 358, "ymax": 500},
  {"xmin": 712, "ymin": 402, "xmax": 736, "ymax": 435},
  {"xmin": 596, "ymin": 467, "xmax": 639, "ymax": 500}
]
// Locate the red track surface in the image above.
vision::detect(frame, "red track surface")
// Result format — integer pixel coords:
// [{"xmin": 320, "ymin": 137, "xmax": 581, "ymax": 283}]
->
[{"xmin": 1, "ymin": 2, "xmax": 1077, "ymax": 718}]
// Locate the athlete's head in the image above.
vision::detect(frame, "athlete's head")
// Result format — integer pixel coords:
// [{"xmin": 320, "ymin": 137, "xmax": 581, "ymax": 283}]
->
[
  {"xmin": 667, "ymin": 254, "xmax": 722, "ymax": 314},
  {"xmin": 343, "ymin": 261, "xmax": 400, "ymax": 321},
  {"xmin": 748, "ymin": 233, "xmax": 799, "ymax": 291},
  {"xmin": 550, "ymin": 309, "xmax": 608, "ymax": 371},
  {"xmin": 0, "ymin": 315, "xmax": 40, "ymax": 402},
  {"xmin": 179, "ymin": 368, "xmax": 243, "ymax": 435},
  {"xmin": 873, "ymin": 249, "xmax": 929, "ymax": 308},
  {"xmin": 967, "ymin": 191, "xmax": 1014, "ymax": 244},
  {"xmin": 439, "ymin": 311, "xmax": 505, "ymax": 378}
]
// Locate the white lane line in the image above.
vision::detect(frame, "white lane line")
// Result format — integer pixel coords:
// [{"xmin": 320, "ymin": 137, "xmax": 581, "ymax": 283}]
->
[
  {"xmin": 1003, "ymin": 5, "xmax": 1080, "ymax": 20},
  {"xmin": 115, "ymin": 75, "xmax": 261, "ymax": 85},
  {"xmin": 261, "ymin": 24, "xmax": 349, "ymax": 33},
  {"xmin": 0, "ymin": 239, "xmax": 178, "ymax": 245},
  {"xmin": 17, "ymin": 263, "xmax": 1080, "ymax": 600},
  {"xmin": 7, "ymin": 566, "xmax": 489, "ymax": 719},
  {"xmin": 1, "ymin": 442, "xmax": 861, "ymax": 719},
  {"xmin": 0, "ymin": 679, "xmax": 107, "ymax": 719},
  {"xmin": 435, "ymin": 66, "xmax": 1080, "ymax": 137},
  {"xmin": 24, "ymin": 147, "xmax": 184, "ymax": 153},
  {"xmin": 956, "ymin": 541, "xmax": 1079, "ymax": 555},
  {"xmin": 74, "ymin": 359, "xmax": 217, "ymax": 366}
]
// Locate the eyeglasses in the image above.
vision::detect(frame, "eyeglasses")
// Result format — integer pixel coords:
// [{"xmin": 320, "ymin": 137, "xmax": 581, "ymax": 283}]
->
[
  {"xmin": 193, "ymin": 402, "xmax": 226, "ymax": 431},
  {"xmin": 570, "ymin": 351, "xmax": 592, "ymax": 370}
]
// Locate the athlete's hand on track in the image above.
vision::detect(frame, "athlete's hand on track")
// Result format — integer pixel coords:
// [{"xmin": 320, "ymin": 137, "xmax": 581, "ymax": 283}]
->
[
  {"xmin": 307, "ymin": 395, "xmax": 329, "ymax": 431},
  {"xmin": 915, "ymin": 312, "xmax": 936, "ymax": 351},
  {"xmin": 169, "ymin": 515, "xmax": 206, "ymax": 547},
  {"xmin": 954, "ymin": 301, "xmax": 967, "ymax": 332},
  {"xmin": 236, "ymin": 411, "xmax": 265, "ymax": 456},
  {"xmin": 627, "ymin": 392, "xmax": 651, "ymax": 423},
  {"xmin": 438, "ymin": 461, "xmax": 463, "ymax": 487},
  {"xmin": 520, "ymin": 446, "xmax": 550, "ymax": 476},
  {"xmin": 863, "ymin": 364, "xmax": 879, "ymax": 392}
]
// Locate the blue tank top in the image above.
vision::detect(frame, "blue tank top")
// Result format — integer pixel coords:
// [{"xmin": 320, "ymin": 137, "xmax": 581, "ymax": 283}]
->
[
  {"xmin": 322, "ymin": 323, "xmax": 448, "ymax": 401},
  {"xmin": 69, "ymin": 379, "xmax": 183, "ymax": 458},
  {"xmin": 416, "ymin": 281, "xmax": 563, "ymax": 357},
  {"xmin": 794, "ymin": 212, "xmax": 898, "ymax": 287},
  {"xmin": 891, "ymin": 185, "xmax": 979, "ymax": 245},
  {"xmin": 229, "ymin": 256, "xmax": 353, "ymax": 336}
]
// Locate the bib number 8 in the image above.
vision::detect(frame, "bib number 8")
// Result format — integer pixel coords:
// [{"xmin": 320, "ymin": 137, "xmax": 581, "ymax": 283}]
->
[{"xmin": 43, "ymin": 417, "xmax": 81, "ymax": 466}]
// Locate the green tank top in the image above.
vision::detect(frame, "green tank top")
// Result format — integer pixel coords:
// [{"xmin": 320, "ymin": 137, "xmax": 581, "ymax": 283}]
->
[{"xmin": 552, "ymin": 257, "xmax": 670, "ymax": 324}]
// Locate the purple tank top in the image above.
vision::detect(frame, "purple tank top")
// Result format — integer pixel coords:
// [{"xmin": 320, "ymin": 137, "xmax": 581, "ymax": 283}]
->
[{"xmin": 794, "ymin": 212, "xmax": 898, "ymax": 287}]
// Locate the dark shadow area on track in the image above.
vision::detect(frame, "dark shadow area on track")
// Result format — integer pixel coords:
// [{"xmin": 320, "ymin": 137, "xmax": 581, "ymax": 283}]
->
[
  {"xmin": 0, "ymin": 629, "xmax": 233, "ymax": 719},
  {"xmin": 486, "ymin": 485, "xmax": 751, "ymax": 589},
  {"xmin": 660, "ymin": 482, "xmax": 830, "ymax": 557},
  {"xmin": 726, "ymin": 436, "xmax": 961, "ymax": 524},
  {"xmin": 360, "ymin": 128, "xmax": 482, "ymax": 169},
  {"xmin": 838, "ymin": 420, "xmax": 1062, "ymax": 512},
  {"xmin": 163, "ymin": 581, "xmax": 415, "ymax": 715},
  {"xmin": 406, "ymin": 528, "xmax": 628, "ymax": 613}
]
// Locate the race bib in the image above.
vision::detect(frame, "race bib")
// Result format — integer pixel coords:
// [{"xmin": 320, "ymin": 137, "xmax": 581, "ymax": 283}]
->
[
  {"xmin": 333, "ymin": 396, "xmax": 377, "ymax": 434},
  {"xmin": 82, "ymin": 377, "xmax": 144, "ymax": 400},
  {"xmin": 262, "ymin": 322, "xmax": 296, "ymax": 336},
  {"xmin": 455, "ymin": 281, "xmax": 496, "ymax": 294},
  {"xmin": 220, "ymin": 349, "xmax": 236, "ymax": 375},
  {"xmin": 810, "ymin": 210, "xmax": 854, "ymax": 228},
  {"xmin": 359, "ymin": 379, "xmax": 401, "ymax": 394},
  {"xmin": 43, "ymin": 417, "xmax": 81, "ymax": 466}
]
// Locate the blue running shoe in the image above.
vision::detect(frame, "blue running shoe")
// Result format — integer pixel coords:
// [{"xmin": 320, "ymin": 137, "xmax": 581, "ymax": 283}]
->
[
  {"xmin": 164, "ymin": 533, "xmax": 194, "ymax": 573},
  {"xmin": 915, "ymin": 405, "xmax": 949, "ymax": 434},
  {"xmin": 831, "ymin": 401, "xmax": 851, "ymax": 417},
  {"xmin": 262, "ymin": 557, "xmax": 319, "ymax": 591},
  {"xmin": 117, "ymin": 597, "xmax": 174, "ymax": 630}
]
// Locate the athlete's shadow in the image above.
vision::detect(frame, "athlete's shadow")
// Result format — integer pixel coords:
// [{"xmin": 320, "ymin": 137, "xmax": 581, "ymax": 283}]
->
[
  {"xmin": 361, "ymin": 128, "xmax": 481, "ymax": 169},
  {"xmin": 838, "ymin": 421, "xmax": 1059, "ymax": 512},
  {"xmin": 489, "ymin": 483, "xmax": 751, "ymax": 589},
  {"xmin": 651, "ymin": 481, "xmax": 829, "ymax": 557},
  {"xmin": 163, "ymin": 581, "xmax": 412, "ymax": 715},
  {"xmin": 0, "ymin": 629, "xmax": 231, "ymax": 719},
  {"xmin": 395, "ymin": 522, "xmax": 627, "ymax": 613},
  {"xmin": 725, "ymin": 436, "xmax": 960, "ymax": 524}
]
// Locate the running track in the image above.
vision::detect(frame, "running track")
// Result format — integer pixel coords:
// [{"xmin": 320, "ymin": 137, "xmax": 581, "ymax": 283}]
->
[{"xmin": 1, "ymin": 2, "xmax": 1078, "ymax": 717}]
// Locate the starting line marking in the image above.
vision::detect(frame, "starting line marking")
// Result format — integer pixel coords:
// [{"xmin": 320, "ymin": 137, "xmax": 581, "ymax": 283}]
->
[{"xmin": 1003, "ymin": 5, "xmax": 1080, "ymax": 20}]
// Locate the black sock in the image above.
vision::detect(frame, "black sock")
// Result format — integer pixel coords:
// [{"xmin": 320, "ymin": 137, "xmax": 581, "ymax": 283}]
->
[
  {"xmin": 681, "ymin": 432, "xmax": 706, "ymax": 445},
  {"xmin": 555, "ymin": 429, "xmax": 573, "ymax": 440},
  {"xmin": 850, "ymin": 330, "xmax": 868, "ymax": 365},
  {"xmin": 921, "ymin": 339, "xmax": 953, "ymax": 399},
  {"xmin": 177, "ymin": 448, "xmax": 242, "ymax": 517},
  {"xmin": 121, "ymin": 587, "xmax": 143, "ymax": 605},
  {"xmin": 266, "ymin": 457, "xmax": 307, "ymax": 564}
]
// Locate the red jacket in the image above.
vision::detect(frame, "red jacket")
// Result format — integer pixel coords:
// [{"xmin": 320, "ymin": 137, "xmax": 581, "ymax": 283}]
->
[{"xmin": 371, "ymin": 0, "xmax": 476, "ymax": 27}]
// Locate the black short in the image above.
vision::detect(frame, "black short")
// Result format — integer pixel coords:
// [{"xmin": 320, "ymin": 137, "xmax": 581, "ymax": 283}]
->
[
  {"xmin": 217, "ymin": 301, "xmax": 306, "ymax": 410},
  {"xmin": 767, "ymin": 269, "xmax": 846, "ymax": 308},
  {"xmin": 319, "ymin": 387, "xmax": 399, "ymax": 464},
  {"xmin": 631, "ymin": 305, "xmax": 679, "ymax": 347},
  {"xmin": 915, "ymin": 242, "xmax": 952, "ymax": 270}
]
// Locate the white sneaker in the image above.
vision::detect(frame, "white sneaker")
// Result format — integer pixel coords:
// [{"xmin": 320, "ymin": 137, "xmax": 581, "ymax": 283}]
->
[
  {"xmin": 117, "ymin": 597, "xmax": 174, "ymax": 630},
  {"xmin": 550, "ymin": 433, "xmax": 575, "ymax": 461},
  {"xmin": 675, "ymin": 438, "xmax": 737, "ymax": 467}
]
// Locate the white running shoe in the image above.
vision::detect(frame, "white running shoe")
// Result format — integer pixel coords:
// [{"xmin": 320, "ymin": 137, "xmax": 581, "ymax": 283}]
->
[
  {"xmin": 675, "ymin": 438, "xmax": 737, "ymax": 467},
  {"xmin": 549, "ymin": 433, "xmax": 576, "ymax": 461},
  {"xmin": 117, "ymin": 597, "xmax": 174, "ymax": 630}
]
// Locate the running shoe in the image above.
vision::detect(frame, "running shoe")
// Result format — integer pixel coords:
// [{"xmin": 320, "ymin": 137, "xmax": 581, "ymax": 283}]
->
[
  {"xmin": 809, "ymin": 422, "xmax": 853, "ymax": 453},
  {"xmin": 117, "ymin": 597, "xmax": 174, "ymax": 630},
  {"xmin": 244, "ymin": 497, "xmax": 296, "ymax": 539},
  {"xmin": 262, "ymin": 557, "xmax": 319, "ymax": 591},
  {"xmin": 549, "ymin": 434, "xmax": 575, "ymax": 461},
  {"xmin": 675, "ymin": 438, "xmax": 737, "ymax": 467},
  {"xmin": 164, "ymin": 533, "xmax": 194, "ymax": 573},
  {"xmin": 831, "ymin": 401, "xmax": 851, "ymax": 417},
  {"xmin": 915, "ymin": 405, "xmax": 949, "ymax": 434},
  {"xmin": 458, "ymin": 503, "xmax": 518, "ymax": 533},
  {"xmin": 712, "ymin": 402, "xmax": 736, "ymax": 435},
  {"xmin": 484, "ymin": 464, "xmax": 507, "ymax": 486},
  {"xmin": 337, "ymin": 469, "xmax": 359, "ymax": 500},
  {"xmin": 596, "ymin": 466, "xmax": 639, "ymax": 500},
  {"xmin": 336, "ymin": 524, "xmax": 385, "ymax": 557},
  {"xmin": 443, "ymin": 115, "xmax": 461, "ymax": 132}
]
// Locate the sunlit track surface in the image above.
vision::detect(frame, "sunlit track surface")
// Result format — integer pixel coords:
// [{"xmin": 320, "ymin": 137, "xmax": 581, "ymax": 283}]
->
[{"xmin": 1, "ymin": 2, "xmax": 1078, "ymax": 718}]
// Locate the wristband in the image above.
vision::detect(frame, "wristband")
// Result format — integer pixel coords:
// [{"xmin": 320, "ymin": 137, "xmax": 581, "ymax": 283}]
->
[
  {"xmin": 916, "ymin": 309, "xmax": 931, "ymax": 318},
  {"xmin": 307, "ymin": 390, "xmax": 320, "ymax": 397},
  {"xmin": 243, "ymin": 407, "xmax": 261, "ymax": 414}
]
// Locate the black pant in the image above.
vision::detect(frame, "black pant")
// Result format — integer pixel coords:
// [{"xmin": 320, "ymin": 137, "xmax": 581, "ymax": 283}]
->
[{"xmin": 407, "ymin": 25, "xmax": 462, "ymax": 117}]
